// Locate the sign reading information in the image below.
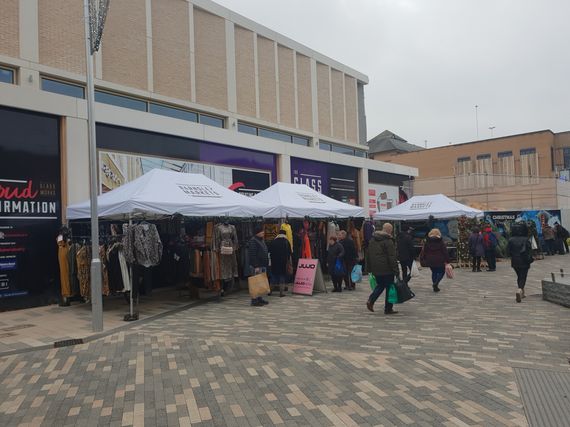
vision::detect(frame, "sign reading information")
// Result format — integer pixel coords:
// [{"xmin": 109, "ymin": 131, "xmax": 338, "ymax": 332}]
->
[{"xmin": 293, "ymin": 258, "xmax": 327, "ymax": 295}]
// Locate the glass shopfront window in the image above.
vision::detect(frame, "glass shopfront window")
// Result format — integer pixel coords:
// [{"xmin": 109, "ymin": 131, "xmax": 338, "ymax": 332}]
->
[
  {"xmin": 41, "ymin": 78, "xmax": 85, "ymax": 99},
  {"xmin": 0, "ymin": 67, "xmax": 15, "ymax": 84}
]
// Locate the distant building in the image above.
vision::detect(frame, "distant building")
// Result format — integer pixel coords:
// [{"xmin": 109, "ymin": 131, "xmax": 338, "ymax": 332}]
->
[
  {"xmin": 370, "ymin": 130, "xmax": 570, "ymax": 212},
  {"xmin": 368, "ymin": 130, "xmax": 424, "ymax": 157}
]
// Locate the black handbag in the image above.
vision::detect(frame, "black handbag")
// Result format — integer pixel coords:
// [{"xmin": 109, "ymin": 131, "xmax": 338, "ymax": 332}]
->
[{"xmin": 395, "ymin": 278, "xmax": 415, "ymax": 303}]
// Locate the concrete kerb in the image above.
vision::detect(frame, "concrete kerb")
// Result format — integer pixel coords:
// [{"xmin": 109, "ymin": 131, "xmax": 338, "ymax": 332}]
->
[{"xmin": 0, "ymin": 293, "xmax": 222, "ymax": 358}]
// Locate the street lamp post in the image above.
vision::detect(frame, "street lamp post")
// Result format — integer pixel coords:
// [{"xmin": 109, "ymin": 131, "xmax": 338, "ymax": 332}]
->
[
  {"xmin": 475, "ymin": 105, "xmax": 479, "ymax": 140},
  {"xmin": 83, "ymin": 0, "xmax": 110, "ymax": 332}
]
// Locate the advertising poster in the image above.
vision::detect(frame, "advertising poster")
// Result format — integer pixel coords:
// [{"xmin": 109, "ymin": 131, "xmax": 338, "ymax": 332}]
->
[
  {"xmin": 0, "ymin": 107, "xmax": 61, "ymax": 306},
  {"xmin": 484, "ymin": 210, "xmax": 562, "ymax": 239},
  {"xmin": 291, "ymin": 158, "xmax": 359, "ymax": 205},
  {"xmin": 99, "ymin": 151, "xmax": 272, "ymax": 196},
  {"xmin": 367, "ymin": 183, "xmax": 400, "ymax": 217},
  {"xmin": 292, "ymin": 258, "xmax": 326, "ymax": 295}
]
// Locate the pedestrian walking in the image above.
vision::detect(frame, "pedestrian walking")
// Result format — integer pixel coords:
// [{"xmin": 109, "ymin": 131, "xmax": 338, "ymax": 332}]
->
[
  {"xmin": 468, "ymin": 227, "xmax": 484, "ymax": 272},
  {"xmin": 248, "ymin": 225, "xmax": 269, "ymax": 306},
  {"xmin": 420, "ymin": 228, "xmax": 450, "ymax": 293},
  {"xmin": 339, "ymin": 230, "xmax": 358, "ymax": 290},
  {"xmin": 365, "ymin": 223, "xmax": 399, "ymax": 314},
  {"xmin": 542, "ymin": 224, "xmax": 556, "ymax": 255},
  {"xmin": 268, "ymin": 230, "xmax": 292, "ymax": 297},
  {"xmin": 554, "ymin": 222, "xmax": 569, "ymax": 254},
  {"xmin": 507, "ymin": 222, "xmax": 533, "ymax": 303},
  {"xmin": 397, "ymin": 225, "xmax": 415, "ymax": 282},
  {"xmin": 483, "ymin": 226, "xmax": 498, "ymax": 271},
  {"xmin": 327, "ymin": 235, "xmax": 345, "ymax": 292}
]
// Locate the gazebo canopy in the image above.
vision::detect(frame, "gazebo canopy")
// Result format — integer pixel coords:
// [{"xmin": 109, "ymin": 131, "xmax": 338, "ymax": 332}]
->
[
  {"xmin": 374, "ymin": 194, "xmax": 483, "ymax": 221},
  {"xmin": 67, "ymin": 169, "xmax": 271, "ymax": 219},
  {"xmin": 252, "ymin": 182, "xmax": 364, "ymax": 218}
]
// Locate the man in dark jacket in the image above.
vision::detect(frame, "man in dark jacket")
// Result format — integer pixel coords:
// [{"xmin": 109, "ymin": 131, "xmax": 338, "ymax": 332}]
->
[
  {"xmin": 339, "ymin": 230, "xmax": 358, "ymax": 290},
  {"xmin": 507, "ymin": 222, "xmax": 533, "ymax": 303},
  {"xmin": 248, "ymin": 225, "xmax": 269, "ymax": 306},
  {"xmin": 397, "ymin": 226, "xmax": 415, "ymax": 283},
  {"xmin": 268, "ymin": 230, "xmax": 292, "ymax": 297},
  {"xmin": 365, "ymin": 223, "xmax": 399, "ymax": 314},
  {"xmin": 554, "ymin": 222, "xmax": 569, "ymax": 254}
]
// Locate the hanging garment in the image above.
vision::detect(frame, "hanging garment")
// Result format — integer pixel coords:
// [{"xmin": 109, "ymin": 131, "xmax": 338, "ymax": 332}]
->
[
  {"xmin": 68, "ymin": 243, "xmax": 80, "ymax": 296},
  {"xmin": 99, "ymin": 245, "xmax": 110, "ymax": 296},
  {"xmin": 205, "ymin": 222, "xmax": 214, "ymax": 247},
  {"xmin": 280, "ymin": 223, "xmax": 293, "ymax": 252},
  {"xmin": 363, "ymin": 221, "xmax": 375, "ymax": 246},
  {"xmin": 57, "ymin": 240, "xmax": 72, "ymax": 298},
  {"xmin": 213, "ymin": 223, "xmax": 239, "ymax": 280},
  {"xmin": 76, "ymin": 245, "xmax": 91, "ymax": 298},
  {"xmin": 124, "ymin": 223, "xmax": 163, "ymax": 267},
  {"xmin": 301, "ymin": 230, "xmax": 312, "ymax": 259},
  {"xmin": 118, "ymin": 250, "xmax": 130, "ymax": 291},
  {"xmin": 107, "ymin": 242, "xmax": 124, "ymax": 293},
  {"xmin": 326, "ymin": 221, "xmax": 337, "ymax": 249}
]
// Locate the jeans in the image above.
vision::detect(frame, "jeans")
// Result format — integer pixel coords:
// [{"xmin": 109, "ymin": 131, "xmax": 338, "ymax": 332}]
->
[
  {"xmin": 368, "ymin": 274, "xmax": 394, "ymax": 313},
  {"xmin": 545, "ymin": 239, "xmax": 555, "ymax": 255},
  {"xmin": 472, "ymin": 256, "xmax": 481, "ymax": 271},
  {"xmin": 430, "ymin": 267, "xmax": 445, "ymax": 286},
  {"xmin": 513, "ymin": 267, "xmax": 529, "ymax": 289},
  {"xmin": 485, "ymin": 249, "xmax": 496, "ymax": 270}
]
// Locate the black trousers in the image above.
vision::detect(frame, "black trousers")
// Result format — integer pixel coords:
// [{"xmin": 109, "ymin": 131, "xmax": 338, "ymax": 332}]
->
[
  {"xmin": 400, "ymin": 259, "xmax": 413, "ymax": 282},
  {"xmin": 343, "ymin": 260, "xmax": 356, "ymax": 288},
  {"xmin": 332, "ymin": 274, "xmax": 344, "ymax": 291},
  {"xmin": 485, "ymin": 249, "xmax": 496, "ymax": 270},
  {"xmin": 472, "ymin": 256, "xmax": 481, "ymax": 271},
  {"xmin": 513, "ymin": 267, "xmax": 529, "ymax": 289}
]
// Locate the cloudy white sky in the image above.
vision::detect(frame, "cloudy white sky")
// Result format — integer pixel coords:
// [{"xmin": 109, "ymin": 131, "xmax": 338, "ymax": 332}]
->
[{"xmin": 214, "ymin": 0, "xmax": 570, "ymax": 148}]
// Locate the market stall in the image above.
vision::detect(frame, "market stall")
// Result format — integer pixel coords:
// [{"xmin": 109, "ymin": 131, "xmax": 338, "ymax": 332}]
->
[
  {"xmin": 252, "ymin": 182, "xmax": 366, "ymax": 281},
  {"xmin": 64, "ymin": 170, "xmax": 271, "ymax": 318},
  {"xmin": 374, "ymin": 194, "xmax": 483, "ymax": 266}
]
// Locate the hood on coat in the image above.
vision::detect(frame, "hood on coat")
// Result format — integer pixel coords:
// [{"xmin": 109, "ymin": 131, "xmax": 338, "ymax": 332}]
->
[
  {"xmin": 274, "ymin": 234, "xmax": 288, "ymax": 240},
  {"xmin": 373, "ymin": 230, "xmax": 392, "ymax": 241}
]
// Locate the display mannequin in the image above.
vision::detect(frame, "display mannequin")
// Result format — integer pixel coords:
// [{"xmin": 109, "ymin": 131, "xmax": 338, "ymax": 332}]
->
[{"xmin": 213, "ymin": 221, "xmax": 239, "ymax": 294}]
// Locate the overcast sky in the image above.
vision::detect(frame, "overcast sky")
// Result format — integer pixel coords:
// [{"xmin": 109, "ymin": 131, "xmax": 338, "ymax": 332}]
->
[{"xmin": 214, "ymin": 0, "xmax": 570, "ymax": 148}]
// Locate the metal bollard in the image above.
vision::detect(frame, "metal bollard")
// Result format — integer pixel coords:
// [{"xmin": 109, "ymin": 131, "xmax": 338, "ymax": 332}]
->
[
  {"xmin": 551, "ymin": 272, "xmax": 556, "ymax": 282},
  {"xmin": 560, "ymin": 269, "xmax": 565, "ymax": 278}
]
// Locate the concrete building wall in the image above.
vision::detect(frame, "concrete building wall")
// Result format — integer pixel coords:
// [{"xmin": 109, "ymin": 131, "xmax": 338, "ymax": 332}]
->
[
  {"xmin": 331, "ymin": 69, "xmax": 345, "ymax": 140},
  {"xmin": 257, "ymin": 36, "xmax": 277, "ymax": 123},
  {"xmin": 278, "ymin": 45, "xmax": 295, "ymax": 128},
  {"xmin": 373, "ymin": 131, "xmax": 556, "ymax": 178},
  {"xmin": 102, "ymin": 0, "xmax": 148, "ymax": 90},
  {"xmin": 234, "ymin": 26, "xmax": 256, "ymax": 118},
  {"xmin": 317, "ymin": 62, "xmax": 331, "ymax": 137},
  {"xmin": 344, "ymin": 75, "xmax": 357, "ymax": 143},
  {"xmin": 194, "ymin": 7, "xmax": 227, "ymax": 111},
  {"xmin": 296, "ymin": 53, "xmax": 313, "ymax": 132},
  {"xmin": 38, "ymin": 0, "xmax": 85, "ymax": 75},
  {"xmin": 151, "ymin": 0, "xmax": 191, "ymax": 100},
  {"xmin": 0, "ymin": 0, "xmax": 19, "ymax": 58}
]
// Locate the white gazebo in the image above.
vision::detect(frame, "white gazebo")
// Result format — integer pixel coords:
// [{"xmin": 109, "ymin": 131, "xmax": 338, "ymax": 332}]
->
[
  {"xmin": 252, "ymin": 182, "xmax": 364, "ymax": 218},
  {"xmin": 374, "ymin": 194, "xmax": 483, "ymax": 221}
]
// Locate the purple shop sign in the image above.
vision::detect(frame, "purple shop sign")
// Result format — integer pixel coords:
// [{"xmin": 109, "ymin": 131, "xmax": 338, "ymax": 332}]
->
[
  {"xmin": 200, "ymin": 144, "xmax": 277, "ymax": 184},
  {"xmin": 290, "ymin": 157, "xmax": 329, "ymax": 194}
]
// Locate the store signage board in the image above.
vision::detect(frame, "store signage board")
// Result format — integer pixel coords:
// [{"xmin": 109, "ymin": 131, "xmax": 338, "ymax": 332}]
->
[{"xmin": 293, "ymin": 259, "xmax": 327, "ymax": 295}]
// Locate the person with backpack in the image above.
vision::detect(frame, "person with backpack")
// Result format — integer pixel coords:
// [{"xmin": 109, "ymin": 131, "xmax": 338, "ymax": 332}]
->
[
  {"xmin": 468, "ymin": 227, "xmax": 485, "ymax": 272},
  {"xmin": 507, "ymin": 222, "xmax": 533, "ymax": 303},
  {"xmin": 483, "ymin": 226, "xmax": 498, "ymax": 271}
]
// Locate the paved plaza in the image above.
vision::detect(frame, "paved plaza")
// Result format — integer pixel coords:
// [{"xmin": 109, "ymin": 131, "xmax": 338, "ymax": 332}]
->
[{"xmin": 1, "ymin": 256, "xmax": 569, "ymax": 427}]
